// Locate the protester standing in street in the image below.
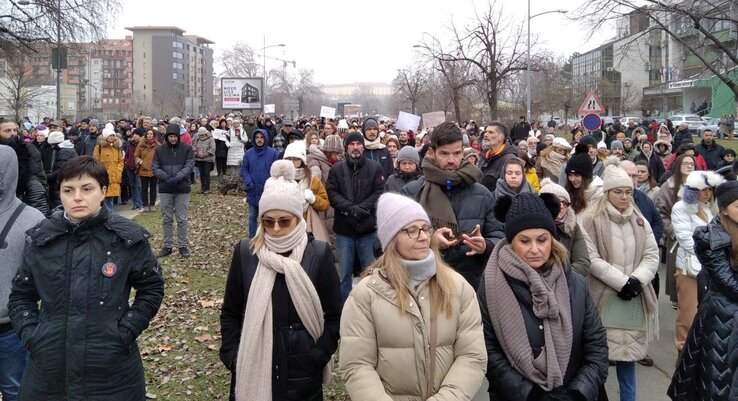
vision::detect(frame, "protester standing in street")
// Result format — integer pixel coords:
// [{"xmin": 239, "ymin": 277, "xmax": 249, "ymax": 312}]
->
[
  {"xmin": 152, "ymin": 124, "xmax": 195, "ymax": 258},
  {"xmin": 326, "ymin": 132, "xmax": 385, "ymax": 299},
  {"xmin": 93, "ymin": 127, "xmax": 124, "ymax": 211},
  {"xmin": 0, "ymin": 145, "xmax": 45, "ymax": 401},
  {"xmin": 668, "ymin": 180, "xmax": 738, "ymax": 401},
  {"xmin": 479, "ymin": 193, "xmax": 609, "ymax": 401},
  {"xmin": 8, "ymin": 156, "xmax": 164, "ymax": 401},
  {"xmin": 220, "ymin": 161, "xmax": 341, "ymax": 401},
  {"xmin": 135, "ymin": 128, "xmax": 160, "ymax": 212},
  {"xmin": 580, "ymin": 161, "xmax": 660, "ymax": 401},
  {"xmin": 339, "ymin": 193, "xmax": 486, "ymax": 401},
  {"xmin": 242, "ymin": 129, "xmax": 280, "ymax": 238},
  {"xmin": 403, "ymin": 122, "xmax": 504, "ymax": 290},
  {"xmin": 226, "ymin": 120, "xmax": 248, "ymax": 177},
  {"xmin": 192, "ymin": 127, "xmax": 215, "ymax": 194}
]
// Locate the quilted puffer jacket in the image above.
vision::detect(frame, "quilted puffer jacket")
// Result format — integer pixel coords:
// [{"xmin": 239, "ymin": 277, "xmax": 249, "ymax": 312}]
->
[{"xmin": 668, "ymin": 216, "xmax": 738, "ymax": 401}]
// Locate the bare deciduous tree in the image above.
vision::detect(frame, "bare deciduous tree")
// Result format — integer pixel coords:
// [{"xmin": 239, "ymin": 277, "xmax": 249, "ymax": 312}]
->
[
  {"xmin": 0, "ymin": 51, "xmax": 43, "ymax": 121},
  {"xmin": 219, "ymin": 42, "xmax": 260, "ymax": 78},
  {"xmin": 392, "ymin": 66, "xmax": 428, "ymax": 115}
]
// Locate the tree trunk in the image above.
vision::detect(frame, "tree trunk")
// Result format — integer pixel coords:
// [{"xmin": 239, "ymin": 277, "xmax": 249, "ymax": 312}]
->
[{"xmin": 452, "ymin": 87, "xmax": 462, "ymax": 124}]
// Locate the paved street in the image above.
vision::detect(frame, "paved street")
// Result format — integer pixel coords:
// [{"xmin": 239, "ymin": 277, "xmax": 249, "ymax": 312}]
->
[{"xmin": 473, "ymin": 263, "xmax": 678, "ymax": 401}]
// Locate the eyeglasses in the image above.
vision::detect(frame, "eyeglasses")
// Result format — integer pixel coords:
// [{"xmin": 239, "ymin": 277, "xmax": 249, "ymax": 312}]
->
[
  {"xmin": 401, "ymin": 225, "xmax": 434, "ymax": 239},
  {"xmin": 261, "ymin": 216, "xmax": 295, "ymax": 229},
  {"xmin": 681, "ymin": 162, "xmax": 695, "ymax": 167},
  {"xmin": 611, "ymin": 189, "xmax": 633, "ymax": 198}
]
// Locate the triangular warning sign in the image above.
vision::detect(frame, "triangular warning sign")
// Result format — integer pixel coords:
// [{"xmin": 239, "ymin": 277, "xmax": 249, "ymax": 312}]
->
[{"xmin": 578, "ymin": 91, "xmax": 606, "ymax": 114}]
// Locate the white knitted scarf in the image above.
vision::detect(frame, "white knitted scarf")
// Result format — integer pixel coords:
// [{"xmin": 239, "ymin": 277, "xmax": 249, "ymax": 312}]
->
[{"xmin": 235, "ymin": 219, "xmax": 329, "ymax": 401}]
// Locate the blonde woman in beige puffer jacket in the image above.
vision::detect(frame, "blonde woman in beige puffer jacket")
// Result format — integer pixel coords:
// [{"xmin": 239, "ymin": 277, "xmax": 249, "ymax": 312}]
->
[{"xmin": 339, "ymin": 193, "xmax": 486, "ymax": 401}]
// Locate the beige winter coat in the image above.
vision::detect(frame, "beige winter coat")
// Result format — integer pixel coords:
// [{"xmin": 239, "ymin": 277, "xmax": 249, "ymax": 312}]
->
[
  {"xmin": 581, "ymin": 203, "xmax": 659, "ymax": 362},
  {"xmin": 339, "ymin": 268, "xmax": 486, "ymax": 401}
]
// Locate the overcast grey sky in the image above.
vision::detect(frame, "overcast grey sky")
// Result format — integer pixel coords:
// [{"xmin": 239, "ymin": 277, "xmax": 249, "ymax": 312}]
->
[{"xmin": 108, "ymin": 0, "xmax": 615, "ymax": 85}]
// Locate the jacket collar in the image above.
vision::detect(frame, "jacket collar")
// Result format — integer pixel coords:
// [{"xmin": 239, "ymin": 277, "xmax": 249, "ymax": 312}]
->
[
  {"xmin": 366, "ymin": 269, "xmax": 428, "ymax": 318},
  {"xmin": 704, "ymin": 216, "xmax": 732, "ymax": 251},
  {"xmin": 30, "ymin": 207, "xmax": 151, "ymax": 247}
]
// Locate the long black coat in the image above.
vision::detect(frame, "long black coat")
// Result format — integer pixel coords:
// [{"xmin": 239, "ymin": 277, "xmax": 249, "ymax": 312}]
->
[
  {"xmin": 8, "ymin": 208, "xmax": 164, "ymax": 401},
  {"xmin": 478, "ymin": 266, "xmax": 609, "ymax": 401},
  {"xmin": 326, "ymin": 155, "xmax": 385, "ymax": 237},
  {"xmin": 220, "ymin": 236, "xmax": 342, "ymax": 401},
  {"xmin": 668, "ymin": 216, "xmax": 738, "ymax": 401}
]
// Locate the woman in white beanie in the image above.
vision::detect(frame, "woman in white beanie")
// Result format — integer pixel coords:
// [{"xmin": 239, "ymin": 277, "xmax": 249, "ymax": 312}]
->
[
  {"xmin": 220, "ymin": 160, "xmax": 341, "ymax": 401},
  {"xmin": 283, "ymin": 141, "xmax": 329, "ymax": 239},
  {"xmin": 539, "ymin": 178, "xmax": 591, "ymax": 276},
  {"xmin": 671, "ymin": 170, "xmax": 724, "ymax": 355},
  {"xmin": 93, "ymin": 127, "xmax": 123, "ymax": 211},
  {"xmin": 536, "ymin": 137, "xmax": 570, "ymax": 182},
  {"xmin": 339, "ymin": 192, "xmax": 486, "ymax": 401},
  {"xmin": 580, "ymin": 158, "xmax": 660, "ymax": 401}
]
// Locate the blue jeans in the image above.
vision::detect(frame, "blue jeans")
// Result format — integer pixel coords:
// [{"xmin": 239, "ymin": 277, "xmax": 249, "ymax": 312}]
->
[
  {"xmin": 104, "ymin": 197, "xmax": 115, "ymax": 211},
  {"xmin": 124, "ymin": 169, "xmax": 143, "ymax": 208},
  {"xmin": 0, "ymin": 330, "xmax": 26, "ymax": 401},
  {"xmin": 336, "ymin": 233, "xmax": 378, "ymax": 299},
  {"xmin": 248, "ymin": 204, "xmax": 259, "ymax": 238},
  {"xmin": 616, "ymin": 361, "xmax": 636, "ymax": 401}
]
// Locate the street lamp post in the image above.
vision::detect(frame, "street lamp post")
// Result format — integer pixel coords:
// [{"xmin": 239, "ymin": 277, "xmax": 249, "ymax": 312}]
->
[
  {"xmin": 527, "ymin": 3, "xmax": 567, "ymax": 123},
  {"xmin": 261, "ymin": 36, "xmax": 285, "ymax": 98}
]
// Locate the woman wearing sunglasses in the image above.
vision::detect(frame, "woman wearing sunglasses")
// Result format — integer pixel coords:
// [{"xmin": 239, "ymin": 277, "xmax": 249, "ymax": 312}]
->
[
  {"xmin": 219, "ymin": 160, "xmax": 342, "ymax": 401},
  {"xmin": 339, "ymin": 193, "xmax": 486, "ymax": 400}
]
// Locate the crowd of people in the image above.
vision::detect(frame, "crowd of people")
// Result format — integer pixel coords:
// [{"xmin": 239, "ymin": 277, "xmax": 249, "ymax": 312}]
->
[{"xmin": 0, "ymin": 111, "xmax": 737, "ymax": 401}]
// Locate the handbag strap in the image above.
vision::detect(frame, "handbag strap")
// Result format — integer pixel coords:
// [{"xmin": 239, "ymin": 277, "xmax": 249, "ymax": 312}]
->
[
  {"xmin": 0, "ymin": 203, "xmax": 27, "ymax": 249},
  {"xmin": 425, "ymin": 314, "xmax": 437, "ymax": 399}
]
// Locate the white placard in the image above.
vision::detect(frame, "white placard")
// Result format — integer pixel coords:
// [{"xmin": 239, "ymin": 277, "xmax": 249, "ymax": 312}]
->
[
  {"xmin": 422, "ymin": 111, "xmax": 446, "ymax": 129},
  {"xmin": 320, "ymin": 106, "xmax": 336, "ymax": 119},
  {"xmin": 396, "ymin": 111, "xmax": 421, "ymax": 132},
  {"xmin": 264, "ymin": 104, "xmax": 275, "ymax": 113},
  {"xmin": 221, "ymin": 77, "xmax": 263, "ymax": 110}
]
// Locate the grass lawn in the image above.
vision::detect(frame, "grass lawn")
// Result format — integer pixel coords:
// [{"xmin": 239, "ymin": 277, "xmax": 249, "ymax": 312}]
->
[{"xmin": 134, "ymin": 183, "xmax": 350, "ymax": 400}]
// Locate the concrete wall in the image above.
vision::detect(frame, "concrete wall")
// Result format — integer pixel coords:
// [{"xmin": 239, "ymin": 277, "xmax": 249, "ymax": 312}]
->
[{"xmin": 613, "ymin": 34, "xmax": 650, "ymax": 114}]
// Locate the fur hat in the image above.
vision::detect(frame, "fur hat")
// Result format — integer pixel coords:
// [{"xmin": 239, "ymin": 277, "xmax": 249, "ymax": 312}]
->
[
  {"xmin": 494, "ymin": 193, "xmax": 558, "ymax": 242},
  {"xmin": 463, "ymin": 147, "xmax": 479, "ymax": 163},
  {"xmin": 47, "ymin": 131, "xmax": 65, "ymax": 145},
  {"xmin": 682, "ymin": 170, "xmax": 726, "ymax": 204},
  {"xmin": 376, "ymin": 193, "xmax": 431, "ymax": 251},
  {"xmin": 322, "ymin": 134, "xmax": 344, "ymax": 154},
  {"xmin": 283, "ymin": 140, "xmax": 307, "ymax": 164},
  {"xmin": 258, "ymin": 160, "xmax": 303, "ymax": 220},
  {"xmin": 397, "ymin": 146, "xmax": 420, "ymax": 166},
  {"xmin": 539, "ymin": 177, "xmax": 570, "ymax": 204},
  {"xmin": 602, "ymin": 156, "xmax": 633, "ymax": 192}
]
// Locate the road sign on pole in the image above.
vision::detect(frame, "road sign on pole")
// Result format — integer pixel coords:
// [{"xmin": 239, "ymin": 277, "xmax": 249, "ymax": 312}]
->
[
  {"xmin": 578, "ymin": 91, "xmax": 606, "ymax": 115},
  {"xmin": 582, "ymin": 113, "xmax": 602, "ymax": 131}
]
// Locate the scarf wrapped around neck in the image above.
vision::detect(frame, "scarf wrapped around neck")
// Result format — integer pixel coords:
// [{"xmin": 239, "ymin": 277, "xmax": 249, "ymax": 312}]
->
[
  {"xmin": 540, "ymin": 149, "xmax": 567, "ymax": 177},
  {"xmin": 484, "ymin": 241, "xmax": 573, "ymax": 391},
  {"xmin": 418, "ymin": 157, "xmax": 482, "ymax": 234},
  {"xmin": 235, "ymin": 219, "xmax": 330, "ymax": 401},
  {"xmin": 364, "ymin": 135, "xmax": 385, "ymax": 150}
]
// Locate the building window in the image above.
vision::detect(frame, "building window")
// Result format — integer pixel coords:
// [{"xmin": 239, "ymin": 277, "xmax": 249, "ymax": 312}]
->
[
  {"xmin": 173, "ymin": 51, "xmax": 184, "ymax": 59},
  {"xmin": 173, "ymin": 62, "xmax": 184, "ymax": 69},
  {"xmin": 173, "ymin": 41, "xmax": 184, "ymax": 49}
]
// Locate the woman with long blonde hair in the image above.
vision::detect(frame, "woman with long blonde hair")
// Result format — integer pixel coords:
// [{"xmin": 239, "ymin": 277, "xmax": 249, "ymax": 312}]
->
[{"xmin": 339, "ymin": 193, "xmax": 486, "ymax": 401}]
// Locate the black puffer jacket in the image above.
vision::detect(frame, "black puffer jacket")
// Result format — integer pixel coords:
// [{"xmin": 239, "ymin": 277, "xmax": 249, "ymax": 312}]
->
[
  {"xmin": 364, "ymin": 147, "xmax": 394, "ymax": 178},
  {"xmin": 478, "ymin": 266, "xmax": 609, "ymax": 401},
  {"xmin": 220, "ymin": 236, "xmax": 342, "ymax": 401},
  {"xmin": 668, "ymin": 216, "xmax": 738, "ymax": 401},
  {"xmin": 326, "ymin": 155, "xmax": 385, "ymax": 237},
  {"xmin": 403, "ymin": 177, "xmax": 504, "ymax": 289},
  {"xmin": 8, "ymin": 208, "xmax": 164, "ymax": 401},
  {"xmin": 152, "ymin": 134, "xmax": 195, "ymax": 194}
]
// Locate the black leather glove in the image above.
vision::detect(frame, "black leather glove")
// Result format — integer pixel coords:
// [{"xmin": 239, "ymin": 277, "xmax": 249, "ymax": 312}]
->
[{"xmin": 618, "ymin": 277, "xmax": 643, "ymax": 300}]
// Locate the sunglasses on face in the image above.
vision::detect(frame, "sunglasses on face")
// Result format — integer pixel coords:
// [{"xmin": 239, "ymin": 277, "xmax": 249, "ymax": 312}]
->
[{"xmin": 261, "ymin": 216, "xmax": 295, "ymax": 229}]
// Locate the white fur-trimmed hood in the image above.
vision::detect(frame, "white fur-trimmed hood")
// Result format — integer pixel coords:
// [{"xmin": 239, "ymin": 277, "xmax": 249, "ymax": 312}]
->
[{"xmin": 685, "ymin": 170, "xmax": 725, "ymax": 190}]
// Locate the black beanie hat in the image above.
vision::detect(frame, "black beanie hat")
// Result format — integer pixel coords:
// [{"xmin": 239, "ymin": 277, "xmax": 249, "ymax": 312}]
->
[
  {"xmin": 716, "ymin": 180, "xmax": 738, "ymax": 210},
  {"xmin": 565, "ymin": 151, "xmax": 594, "ymax": 179},
  {"xmin": 494, "ymin": 193, "xmax": 558, "ymax": 242},
  {"xmin": 578, "ymin": 135, "xmax": 598, "ymax": 148},
  {"xmin": 344, "ymin": 132, "xmax": 365, "ymax": 150}
]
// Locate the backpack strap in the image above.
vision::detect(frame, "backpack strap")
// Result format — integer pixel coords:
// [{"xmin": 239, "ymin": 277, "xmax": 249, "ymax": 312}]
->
[{"xmin": 0, "ymin": 203, "xmax": 27, "ymax": 249}]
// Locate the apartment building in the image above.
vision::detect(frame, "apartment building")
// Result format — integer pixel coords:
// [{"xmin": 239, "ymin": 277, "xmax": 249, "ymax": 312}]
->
[{"xmin": 126, "ymin": 26, "xmax": 214, "ymax": 117}]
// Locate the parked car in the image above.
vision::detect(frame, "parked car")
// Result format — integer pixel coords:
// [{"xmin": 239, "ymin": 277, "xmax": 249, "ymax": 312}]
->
[
  {"xmin": 670, "ymin": 114, "xmax": 706, "ymax": 134},
  {"xmin": 697, "ymin": 118, "xmax": 725, "ymax": 138}
]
